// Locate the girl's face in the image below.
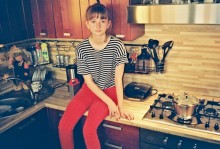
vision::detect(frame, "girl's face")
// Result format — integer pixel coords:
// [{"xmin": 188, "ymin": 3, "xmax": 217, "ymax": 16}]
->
[{"xmin": 86, "ymin": 14, "xmax": 111, "ymax": 37}]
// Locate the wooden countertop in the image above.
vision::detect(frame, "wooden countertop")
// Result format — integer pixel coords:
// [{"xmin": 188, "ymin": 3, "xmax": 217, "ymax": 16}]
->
[{"xmin": 1, "ymin": 86, "xmax": 220, "ymax": 145}]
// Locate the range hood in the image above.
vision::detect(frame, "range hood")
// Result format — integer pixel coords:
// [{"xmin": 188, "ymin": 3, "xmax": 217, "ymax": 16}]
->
[{"xmin": 127, "ymin": 4, "xmax": 220, "ymax": 24}]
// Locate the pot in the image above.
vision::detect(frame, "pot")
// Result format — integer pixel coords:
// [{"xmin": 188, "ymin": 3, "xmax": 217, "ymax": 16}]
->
[{"xmin": 173, "ymin": 93, "xmax": 203, "ymax": 119}]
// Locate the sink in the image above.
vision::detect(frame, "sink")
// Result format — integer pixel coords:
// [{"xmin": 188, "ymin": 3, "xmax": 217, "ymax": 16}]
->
[{"xmin": 0, "ymin": 97, "xmax": 33, "ymax": 119}]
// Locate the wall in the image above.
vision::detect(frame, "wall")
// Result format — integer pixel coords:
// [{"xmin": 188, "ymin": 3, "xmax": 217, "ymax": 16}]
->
[
  {"xmin": 38, "ymin": 24, "xmax": 220, "ymax": 98},
  {"xmin": 124, "ymin": 24, "xmax": 220, "ymax": 98}
]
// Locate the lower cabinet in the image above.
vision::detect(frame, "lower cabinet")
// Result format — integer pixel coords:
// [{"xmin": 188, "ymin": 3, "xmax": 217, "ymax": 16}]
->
[
  {"xmin": 140, "ymin": 128, "xmax": 220, "ymax": 149},
  {"xmin": 0, "ymin": 108, "xmax": 51, "ymax": 149}
]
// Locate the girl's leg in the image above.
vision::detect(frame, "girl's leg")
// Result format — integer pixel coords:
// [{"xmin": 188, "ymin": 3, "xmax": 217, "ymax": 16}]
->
[
  {"xmin": 83, "ymin": 86, "xmax": 117, "ymax": 149},
  {"xmin": 58, "ymin": 84, "xmax": 96, "ymax": 149}
]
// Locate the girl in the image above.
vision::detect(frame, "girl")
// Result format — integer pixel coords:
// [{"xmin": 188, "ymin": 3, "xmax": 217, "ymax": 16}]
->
[{"xmin": 58, "ymin": 3, "xmax": 134, "ymax": 149}]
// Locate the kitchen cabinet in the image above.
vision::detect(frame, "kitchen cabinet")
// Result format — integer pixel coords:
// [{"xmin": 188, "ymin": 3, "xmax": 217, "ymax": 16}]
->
[
  {"xmin": 140, "ymin": 128, "xmax": 220, "ymax": 149},
  {"xmin": 0, "ymin": 108, "xmax": 51, "ymax": 149},
  {"xmin": 30, "ymin": 0, "xmax": 56, "ymax": 38},
  {"xmin": 46, "ymin": 108, "xmax": 85, "ymax": 149},
  {"xmin": 111, "ymin": 0, "xmax": 145, "ymax": 41},
  {"xmin": 0, "ymin": 0, "xmax": 34, "ymax": 44},
  {"xmin": 53, "ymin": 0, "xmax": 83, "ymax": 39},
  {"xmin": 81, "ymin": 116, "xmax": 139, "ymax": 149}
]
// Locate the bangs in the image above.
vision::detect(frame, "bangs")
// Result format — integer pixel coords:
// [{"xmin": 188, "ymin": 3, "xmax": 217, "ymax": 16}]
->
[
  {"xmin": 87, "ymin": 13, "xmax": 108, "ymax": 20},
  {"xmin": 86, "ymin": 3, "xmax": 111, "ymax": 21}
]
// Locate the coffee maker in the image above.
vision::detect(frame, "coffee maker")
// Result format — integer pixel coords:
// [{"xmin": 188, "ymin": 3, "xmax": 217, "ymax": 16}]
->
[{"xmin": 66, "ymin": 64, "xmax": 83, "ymax": 96}]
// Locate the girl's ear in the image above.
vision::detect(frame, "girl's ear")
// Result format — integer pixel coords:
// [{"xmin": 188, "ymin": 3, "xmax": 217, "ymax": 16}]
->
[{"xmin": 107, "ymin": 20, "xmax": 111, "ymax": 29}]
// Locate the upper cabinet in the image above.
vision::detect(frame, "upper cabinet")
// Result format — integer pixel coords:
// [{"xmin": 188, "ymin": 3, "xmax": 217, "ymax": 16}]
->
[
  {"xmin": 111, "ymin": 0, "xmax": 145, "ymax": 41},
  {"xmin": 0, "ymin": 0, "xmax": 34, "ymax": 44},
  {"xmin": 53, "ymin": 0, "xmax": 83, "ymax": 39},
  {"xmin": 30, "ymin": 0, "xmax": 56, "ymax": 38}
]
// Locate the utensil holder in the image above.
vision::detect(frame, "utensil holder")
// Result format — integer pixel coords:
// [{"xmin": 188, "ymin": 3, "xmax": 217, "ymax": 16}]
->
[{"xmin": 155, "ymin": 61, "xmax": 165, "ymax": 73}]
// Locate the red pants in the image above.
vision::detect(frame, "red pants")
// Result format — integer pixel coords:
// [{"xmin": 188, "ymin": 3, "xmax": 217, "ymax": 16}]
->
[{"xmin": 58, "ymin": 83, "xmax": 118, "ymax": 149}]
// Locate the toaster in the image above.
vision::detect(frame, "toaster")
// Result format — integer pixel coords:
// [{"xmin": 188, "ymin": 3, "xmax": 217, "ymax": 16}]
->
[{"xmin": 124, "ymin": 82, "xmax": 152, "ymax": 101}]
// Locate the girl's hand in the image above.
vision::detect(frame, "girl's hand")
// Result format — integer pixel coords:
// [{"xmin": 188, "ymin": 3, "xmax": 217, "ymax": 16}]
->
[
  {"xmin": 118, "ymin": 107, "xmax": 134, "ymax": 121},
  {"xmin": 108, "ymin": 101, "xmax": 120, "ymax": 121}
]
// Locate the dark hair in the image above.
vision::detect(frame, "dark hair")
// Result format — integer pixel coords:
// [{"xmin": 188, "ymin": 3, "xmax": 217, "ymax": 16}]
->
[{"xmin": 86, "ymin": 3, "xmax": 111, "ymax": 21}]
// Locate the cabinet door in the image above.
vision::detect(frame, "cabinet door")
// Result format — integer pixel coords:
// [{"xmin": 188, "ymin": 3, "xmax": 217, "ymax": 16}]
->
[
  {"xmin": 47, "ymin": 108, "xmax": 85, "ymax": 149},
  {"xmin": 0, "ymin": 0, "xmax": 34, "ymax": 44},
  {"xmin": 53, "ymin": 0, "xmax": 83, "ymax": 39},
  {"xmin": 30, "ymin": 0, "xmax": 56, "ymax": 38},
  {"xmin": 0, "ymin": 108, "xmax": 51, "ymax": 149},
  {"xmin": 0, "ymin": 0, "xmax": 13, "ymax": 44},
  {"xmin": 111, "ymin": 0, "xmax": 145, "ymax": 41}
]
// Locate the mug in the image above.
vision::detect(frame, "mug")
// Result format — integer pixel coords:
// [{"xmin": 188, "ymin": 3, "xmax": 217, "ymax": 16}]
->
[{"xmin": 31, "ymin": 81, "xmax": 42, "ymax": 93}]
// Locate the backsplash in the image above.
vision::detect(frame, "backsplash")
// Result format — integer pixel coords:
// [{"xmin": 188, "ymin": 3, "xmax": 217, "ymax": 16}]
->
[
  {"xmin": 1, "ymin": 24, "xmax": 219, "ymax": 98},
  {"xmin": 124, "ymin": 24, "xmax": 220, "ymax": 98}
]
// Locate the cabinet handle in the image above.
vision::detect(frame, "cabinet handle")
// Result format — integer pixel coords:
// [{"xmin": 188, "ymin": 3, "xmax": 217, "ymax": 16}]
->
[
  {"xmin": 63, "ymin": 33, "xmax": 71, "ymax": 36},
  {"xmin": 58, "ymin": 113, "xmax": 63, "ymax": 117},
  {"xmin": 18, "ymin": 118, "xmax": 36, "ymax": 130},
  {"xmin": 103, "ymin": 123, "xmax": 122, "ymax": 131},
  {"xmin": 162, "ymin": 137, "xmax": 168, "ymax": 146},
  {"xmin": 177, "ymin": 140, "xmax": 183, "ymax": 149},
  {"xmin": 39, "ymin": 32, "xmax": 46, "ymax": 36},
  {"xmin": 193, "ymin": 144, "xmax": 197, "ymax": 149},
  {"xmin": 115, "ymin": 35, "xmax": 125, "ymax": 39},
  {"xmin": 104, "ymin": 141, "xmax": 123, "ymax": 149}
]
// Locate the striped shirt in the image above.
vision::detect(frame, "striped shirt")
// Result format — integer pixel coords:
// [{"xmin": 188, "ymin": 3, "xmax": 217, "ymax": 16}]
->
[{"xmin": 76, "ymin": 36, "xmax": 128, "ymax": 90}]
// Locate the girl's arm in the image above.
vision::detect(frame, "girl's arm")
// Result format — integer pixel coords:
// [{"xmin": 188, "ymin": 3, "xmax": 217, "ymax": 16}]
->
[
  {"xmin": 83, "ymin": 74, "xmax": 120, "ymax": 120},
  {"xmin": 115, "ymin": 63, "xmax": 134, "ymax": 120}
]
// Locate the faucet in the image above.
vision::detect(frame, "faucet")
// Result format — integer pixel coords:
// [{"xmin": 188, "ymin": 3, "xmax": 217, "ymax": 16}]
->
[{"xmin": 0, "ymin": 77, "xmax": 36, "ymax": 104}]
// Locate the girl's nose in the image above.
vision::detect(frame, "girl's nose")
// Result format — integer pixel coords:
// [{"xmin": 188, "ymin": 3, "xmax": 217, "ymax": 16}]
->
[{"xmin": 96, "ymin": 21, "xmax": 101, "ymax": 28}]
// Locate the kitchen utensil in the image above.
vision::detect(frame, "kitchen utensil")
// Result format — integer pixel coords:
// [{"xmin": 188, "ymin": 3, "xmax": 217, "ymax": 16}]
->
[
  {"xmin": 173, "ymin": 93, "xmax": 204, "ymax": 119},
  {"xmin": 161, "ymin": 40, "xmax": 174, "ymax": 62},
  {"xmin": 148, "ymin": 39, "xmax": 160, "ymax": 62}
]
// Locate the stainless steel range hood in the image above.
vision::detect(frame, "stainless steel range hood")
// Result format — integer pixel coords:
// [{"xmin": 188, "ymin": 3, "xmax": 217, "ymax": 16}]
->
[{"xmin": 127, "ymin": 4, "xmax": 220, "ymax": 24}]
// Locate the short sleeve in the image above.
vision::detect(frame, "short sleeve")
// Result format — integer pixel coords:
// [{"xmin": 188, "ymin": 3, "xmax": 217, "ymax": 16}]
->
[
  {"xmin": 76, "ymin": 49, "xmax": 90, "ymax": 75},
  {"xmin": 114, "ymin": 44, "xmax": 128, "ymax": 67}
]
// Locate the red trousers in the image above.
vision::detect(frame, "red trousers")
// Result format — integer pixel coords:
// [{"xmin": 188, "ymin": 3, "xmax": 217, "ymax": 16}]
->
[{"xmin": 58, "ymin": 83, "xmax": 118, "ymax": 149}]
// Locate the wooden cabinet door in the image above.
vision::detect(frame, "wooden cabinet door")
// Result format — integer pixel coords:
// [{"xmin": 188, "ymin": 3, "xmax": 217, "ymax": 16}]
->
[
  {"xmin": 0, "ymin": 0, "xmax": 34, "ymax": 44},
  {"xmin": 53, "ymin": 0, "xmax": 83, "ymax": 39},
  {"xmin": 0, "ymin": 0, "xmax": 13, "ymax": 44},
  {"xmin": 111, "ymin": 0, "xmax": 145, "ymax": 41},
  {"xmin": 30, "ymin": 0, "xmax": 56, "ymax": 38}
]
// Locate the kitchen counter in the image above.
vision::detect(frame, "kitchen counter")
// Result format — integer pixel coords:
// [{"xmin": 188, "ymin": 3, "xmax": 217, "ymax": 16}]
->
[{"xmin": 1, "ymin": 86, "xmax": 220, "ymax": 145}]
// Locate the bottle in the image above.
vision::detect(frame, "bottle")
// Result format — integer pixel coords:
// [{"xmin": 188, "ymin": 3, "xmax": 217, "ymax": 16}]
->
[
  {"xmin": 35, "ymin": 43, "xmax": 43, "ymax": 64},
  {"xmin": 41, "ymin": 42, "xmax": 50, "ymax": 64}
]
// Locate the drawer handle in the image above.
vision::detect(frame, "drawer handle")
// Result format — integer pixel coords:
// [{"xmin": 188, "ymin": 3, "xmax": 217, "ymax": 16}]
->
[
  {"xmin": 63, "ymin": 33, "xmax": 71, "ymax": 36},
  {"xmin": 40, "ymin": 32, "xmax": 46, "ymax": 36},
  {"xmin": 103, "ymin": 123, "xmax": 122, "ymax": 131},
  {"xmin": 163, "ymin": 137, "xmax": 168, "ymax": 146},
  {"xmin": 18, "ymin": 118, "xmax": 36, "ymax": 130},
  {"xmin": 177, "ymin": 140, "xmax": 182, "ymax": 149},
  {"xmin": 104, "ymin": 141, "xmax": 123, "ymax": 149},
  {"xmin": 115, "ymin": 34, "xmax": 125, "ymax": 39}
]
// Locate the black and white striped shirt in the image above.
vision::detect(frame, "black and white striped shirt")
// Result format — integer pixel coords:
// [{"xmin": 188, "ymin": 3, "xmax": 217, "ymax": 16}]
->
[{"xmin": 76, "ymin": 36, "xmax": 128, "ymax": 90}]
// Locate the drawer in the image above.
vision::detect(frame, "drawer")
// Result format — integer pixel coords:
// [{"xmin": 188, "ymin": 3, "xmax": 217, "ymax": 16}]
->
[
  {"xmin": 140, "ymin": 142, "xmax": 167, "ymax": 149},
  {"xmin": 81, "ymin": 116, "xmax": 139, "ymax": 146},
  {"xmin": 98, "ymin": 120, "xmax": 139, "ymax": 146},
  {"xmin": 100, "ymin": 137, "xmax": 139, "ymax": 149}
]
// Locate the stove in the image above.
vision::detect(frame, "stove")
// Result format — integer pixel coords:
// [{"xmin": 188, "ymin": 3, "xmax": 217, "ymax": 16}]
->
[{"xmin": 143, "ymin": 93, "xmax": 220, "ymax": 135}]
